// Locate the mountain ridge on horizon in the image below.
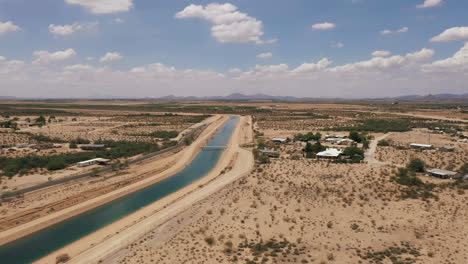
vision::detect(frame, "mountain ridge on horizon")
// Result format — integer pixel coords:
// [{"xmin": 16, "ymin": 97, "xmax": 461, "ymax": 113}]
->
[{"xmin": 1, "ymin": 93, "xmax": 467, "ymax": 102}]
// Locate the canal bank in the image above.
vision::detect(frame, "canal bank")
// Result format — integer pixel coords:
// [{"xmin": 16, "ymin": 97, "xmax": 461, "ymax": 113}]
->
[{"xmin": 0, "ymin": 117, "xmax": 239, "ymax": 264}]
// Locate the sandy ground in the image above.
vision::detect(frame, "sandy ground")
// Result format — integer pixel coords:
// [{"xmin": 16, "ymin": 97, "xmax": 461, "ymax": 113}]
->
[
  {"xmin": 0, "ymin": 115, "xmax": 227, "ymax": 246},
  {"xmin": 110, "ymin": 148, "xmax": 467, "ymax": 264},
  {"xmin": 101, "ymin": 111, "xmax": 467, "ymax": 264}
]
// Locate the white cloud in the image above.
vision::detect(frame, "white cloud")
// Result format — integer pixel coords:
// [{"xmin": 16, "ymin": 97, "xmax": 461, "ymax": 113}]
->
[
  {"xmin": 417, "ymin": 0, "xmax": 443, "ymax": 8},
  {"xmin": 48, "ymin": 22, "xmax": 98, "ymax": 37},
  {"xmin": 0, "ymin": 56, "xmax": 25, "ymax": 75},
  {"xmin": 311, "ymin": 22, "xmax": 336, "ymax": 30},
  {"xmin": 331, "ymin": 48, "xmax": 434, "ymax": 72},
  {"xmin": 65, "ymin": 0, "xmax": 133, "ymax": 14},
  {"xmin": 32, "ymin": 49, "xmax": 77, "ymax": 64},
  {"xmin": 372, "ymin": 50, "xmax": 391, "ymax": 57},
  {"xmin": 3, "ymin": 46, "xmax": 468, "ymax": 99},
  {"xmin": 381, "ymin": 27, "xmax": 408, "ymax": 35},
  {"xmin": 334, "ymin": 42, "xmax": 344, "ymax": 48},
  {"xmin": 114, "ymin": 18, "xmax": 125, "ymax": 24},
  {"xmin": 0, "ymin": 21, "xmax": 21, "ymax": 35},
  {"xmin": 431, "ymin": 27, "xmax": 468, "ymax": 42},
  {"xmin": 175, "ymin": 3, "xmax": 275, "ymax": 44},
  {"xmin": 100, "ymin": 52, "xmax": 123, "ymax": 63},
  {"xmin": 256, "ymin": 52, "xmax": 272, "ymax": 59},
  {"xmin": 64, "ymin": 64, "xmax": 93, "ymax": 71},
  {"xmin": 423, "ymin": 42, "xmax": 468, "ymax": 72},
  {"xmin": 292, "ymin": 58, "xmax": 332, "ymax": 74}
]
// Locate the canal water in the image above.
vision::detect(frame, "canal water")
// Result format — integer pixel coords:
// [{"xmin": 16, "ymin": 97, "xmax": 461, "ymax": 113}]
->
[{"xmin": 0, "ymin": 117, "xmax": 239, "ymax": 264}]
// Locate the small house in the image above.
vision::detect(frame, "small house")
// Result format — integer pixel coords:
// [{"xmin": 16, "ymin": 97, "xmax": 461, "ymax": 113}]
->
[
  {"xmin": 410, "ymin": 143, "xmax": 434, "ymax": 150},
  {"xmin": 78, "ymin": 158, "xmax": 110, "ymax": 167},
  {"xmin": 426, "ymin": 169, "xmax": 458, "ymax": 179},
  {"xmin": 316, "ymin": 148, "xmax": 343, "ymax": 159},
  {"xmin": 338, "ymin": 139, "xmax": 357, "ymax": 146},
  {"xmin": 272, "ymin": 138, "xmax": 288, "ymax": 144},
  {"xmin": 325, "ymin": 137, "xmax": 343, "ymax": 144},
  {"xmin": 260, "ymin": 150, "xmax": 280, "ymax": 158},
  {"xmin": 440, "ymin": 146, "xmax": 455, "ymax": 152},
  {"xmin": 80, "ymin": 144, "xmax": 106, "ymax": 150}
]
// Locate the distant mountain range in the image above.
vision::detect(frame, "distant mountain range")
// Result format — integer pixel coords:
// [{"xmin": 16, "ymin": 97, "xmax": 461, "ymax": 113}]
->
[
  {"xmin": 1, "ymin": 93, "xmax": 467, "ymax": 102},
  {"xmin": 155, "ymin": 93, "xmax": 468, "ymax": 102}
]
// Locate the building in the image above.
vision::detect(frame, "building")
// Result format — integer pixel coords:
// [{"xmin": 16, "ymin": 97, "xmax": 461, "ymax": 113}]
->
[
  {"xmin": 410, "ymin": 143, "xmax": 434, "ymax": 150},
  {"xmin": 325, "ymin": 137, "xmax": 343, "ymax": 144},
  {"xmin": 426, "ymin": 169, "xmax": 458, "ymax": 179},
  {"xmin": 260, "ymin": 150, "xmax": 280, "ymax": 158},
  {"xmin": 272, "ymin": 138, "xmax": 288, "ymax": 144},
  {"xmin": 316, "ymin": 148, "xmax": 343, "ymax": 159},
  {"xmin": 78, "ymin": 158, "xmax": 110, "ymax": 167},
  {"xmin": 337, "ymin": 139, "xmax": 357, "ymax": 146},
  {"xmin": 440, "ymin": 146, "xmax": 455, "ymax": 152},
  {"xmin": 80, "ymin": 144, "xmax": 106, "ymax": 150}
]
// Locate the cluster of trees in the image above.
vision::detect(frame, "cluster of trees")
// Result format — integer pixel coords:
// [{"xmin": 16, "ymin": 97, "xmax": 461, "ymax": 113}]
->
[
  {"xmin": 304, "ymin": 142, "xmax": 326, "ymax": 158},
  {"xmin": 294, "ymin": 132, "xmax": 322, "ymax": 142},
  {"xmin": 0, "ymin": 120, "xmax": 18, "ymax": 129},
  {"xmin": 348, "ymin": 131, "xmax": 370, "ymax": 149},
  {"xmin": 0, "ymin": 140, "xmax": 161, "ymax": 177},
  {"xmin": 186, "ymin": 115, "xmax": 212, "ymax": 123},
  {"xmin": 148, "ymin": 130, "xmax": 179, "ymax": 139},
  {"xmin": 330, "ymin": 119, "xmax": 412, "ymax": 133},
  {"xmin": 334, "ymin": 146, "xmax": 365, "ymax": 164}
]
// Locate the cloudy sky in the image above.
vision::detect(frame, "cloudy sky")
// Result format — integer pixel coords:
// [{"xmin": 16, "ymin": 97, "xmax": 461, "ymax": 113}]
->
[{"xmin": 0, "ymin": 0, "xmax": 467, "ymax": 98}]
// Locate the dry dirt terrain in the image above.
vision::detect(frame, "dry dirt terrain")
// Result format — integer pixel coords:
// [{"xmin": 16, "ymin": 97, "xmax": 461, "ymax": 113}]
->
[{"xmin": 100, "ymin": 102, "xmax": 467, "ymax": 264}]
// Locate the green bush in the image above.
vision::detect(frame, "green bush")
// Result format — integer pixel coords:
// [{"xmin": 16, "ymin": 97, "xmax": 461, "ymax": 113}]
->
[
  {"xmin": 407, "ymin": 158, "xmax": 425, "ymax": 173},
  {"xmin": 377, "ymin": 140, "xmax": 390, "ymax": 146}
]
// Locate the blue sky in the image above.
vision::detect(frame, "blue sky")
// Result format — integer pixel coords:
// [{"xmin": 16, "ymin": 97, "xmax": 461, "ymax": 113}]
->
[{"xmin": 0, "ymin": 0, "xmax": 467, "ymax": 98}]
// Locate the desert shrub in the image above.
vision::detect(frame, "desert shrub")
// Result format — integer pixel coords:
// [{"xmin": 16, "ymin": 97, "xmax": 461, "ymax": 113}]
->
[
  {"xmin": 377, "ymin": 140, "xmax": 390, "ymax": 146},
  {"xmin": 459, "ymin": 163, "xmax": 468, "ymax": 174},
  {"xmin": 407, "ymin": 158, "xmax": 425, "ymax": 173},
  {"xmin": 55, "ymin": 253, "xmax": 70, "ymax": 263}
]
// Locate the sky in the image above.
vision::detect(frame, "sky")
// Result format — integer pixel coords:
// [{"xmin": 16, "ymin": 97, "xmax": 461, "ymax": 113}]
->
[{"xmin": 0, "ymin": 0, "xmax": 467, "ymax": 98}]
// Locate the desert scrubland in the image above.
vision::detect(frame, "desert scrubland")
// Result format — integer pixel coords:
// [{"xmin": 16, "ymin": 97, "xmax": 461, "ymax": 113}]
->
[
  {"xmin": 0, "ymin": 101, "xmax": 467, "ymax": 264},
  {"xmin": 101, "ymin": 101, "xmax": 467, "ymax": 264}
]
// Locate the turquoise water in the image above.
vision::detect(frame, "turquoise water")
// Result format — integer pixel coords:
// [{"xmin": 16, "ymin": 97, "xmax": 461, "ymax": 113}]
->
[{"xmin": 0, "ymin": 117, "xmax": 239, "ymax": 264}]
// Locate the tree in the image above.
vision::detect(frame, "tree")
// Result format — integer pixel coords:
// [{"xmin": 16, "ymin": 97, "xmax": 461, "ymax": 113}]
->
[
  {"xmin": 407, "ymin": 158, "xmax": 425, "ymax": 173},
  {"xmin": 349, "ymin": 131, "xmax": 364, "ymax": 143},
  {"xmin": 69, "ymin": 142, "xmax": 77, "ymax": 149},
  {"xmin": 304, "ymin": 143, "xmax": 313, "ymax": 153},
  {"xmin": 47, "ymin": 159, "xmax": 67, "ymax": 171},
  {"xmin": 36, "ymin": 115, "xmax": 46, "ymax": 125}
]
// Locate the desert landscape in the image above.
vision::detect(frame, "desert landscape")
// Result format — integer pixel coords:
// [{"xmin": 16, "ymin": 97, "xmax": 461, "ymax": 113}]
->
[{"xmin": 0, "ymin": 100, "xmax": 466, "ymax": 264}]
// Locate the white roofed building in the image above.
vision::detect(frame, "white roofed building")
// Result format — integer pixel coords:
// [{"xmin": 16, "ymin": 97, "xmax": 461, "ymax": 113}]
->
[{"xmin": 316, "ymin": 148, "xmax": 343, "ymax": 159}]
